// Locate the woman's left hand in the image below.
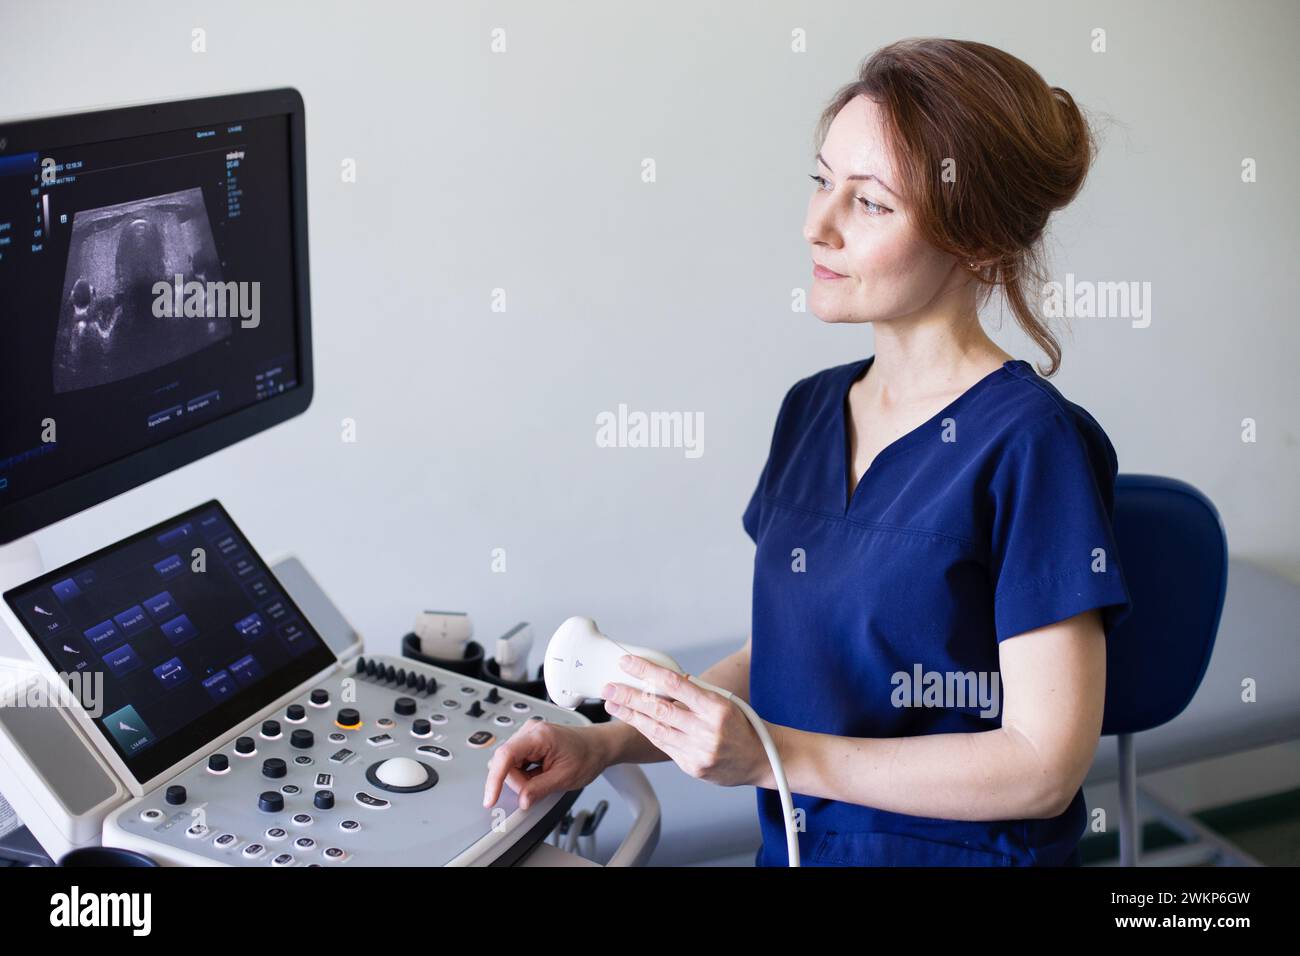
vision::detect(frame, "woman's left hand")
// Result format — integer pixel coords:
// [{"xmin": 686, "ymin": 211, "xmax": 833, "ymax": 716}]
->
[{"xmin": 602, "ymin": 654, "xmax": 769, "ymax": 788}]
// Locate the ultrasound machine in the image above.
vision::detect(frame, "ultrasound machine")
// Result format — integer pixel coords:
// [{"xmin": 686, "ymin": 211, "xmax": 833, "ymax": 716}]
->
[{"xmin": 0, "ymin": 90, "xmax": 659, "ymax": 867}]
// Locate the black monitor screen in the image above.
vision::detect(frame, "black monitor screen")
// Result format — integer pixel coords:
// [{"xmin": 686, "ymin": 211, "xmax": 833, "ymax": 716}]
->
[
  {"xmin": 4, "ymin": 501, "xmax": 335, "ymax": 783},
  {"xmin": 0, "ymin": 90, "xmax": 312, "ymax": 543}
]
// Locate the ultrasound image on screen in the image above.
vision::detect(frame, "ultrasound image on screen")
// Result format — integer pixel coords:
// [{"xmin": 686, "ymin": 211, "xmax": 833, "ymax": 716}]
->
[{"xmin": 52, "ymin": 188, "xmax": 231, "ymax": 393}]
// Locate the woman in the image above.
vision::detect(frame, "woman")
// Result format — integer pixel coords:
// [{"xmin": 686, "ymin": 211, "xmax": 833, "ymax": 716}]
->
[{"xmin": 483, "ymin": 37, "xmax": 1131, "ymax": 867}]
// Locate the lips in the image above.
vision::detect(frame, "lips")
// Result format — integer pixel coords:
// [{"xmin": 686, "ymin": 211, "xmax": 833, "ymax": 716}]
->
[{"xmin": 813, "ymin": 262, "xmax": 847, "ymax": 279}]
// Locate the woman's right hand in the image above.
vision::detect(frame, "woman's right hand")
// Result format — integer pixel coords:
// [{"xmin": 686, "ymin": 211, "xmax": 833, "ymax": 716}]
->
[{"xmin": 482, "ymin": 719, "xmax": 612, "ymax": 811}]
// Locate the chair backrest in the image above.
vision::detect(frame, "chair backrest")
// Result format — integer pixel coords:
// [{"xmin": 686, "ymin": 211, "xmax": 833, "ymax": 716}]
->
[{"xmin": 1101, "ymin": 474, "xmax": 1228, "ymax": 736}]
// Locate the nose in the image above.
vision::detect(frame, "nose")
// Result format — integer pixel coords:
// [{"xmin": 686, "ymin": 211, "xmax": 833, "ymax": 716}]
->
[{"xmin": 803, "ymin": 195, "xmax": 841, "ymax": 249}]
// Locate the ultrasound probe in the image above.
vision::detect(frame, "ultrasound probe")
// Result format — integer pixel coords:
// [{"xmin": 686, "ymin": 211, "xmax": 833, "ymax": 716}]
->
[{"xmin": 544, "ymin": 616, "xmax": 800, "ymax": 867}]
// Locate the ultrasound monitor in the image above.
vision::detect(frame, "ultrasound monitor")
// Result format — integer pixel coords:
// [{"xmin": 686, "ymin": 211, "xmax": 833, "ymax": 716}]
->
[
  {"xmin": 3, "ymin": 500, "xmax": 335, "ymax": 786},
  {"xmin": 0, "ymin": 89, "xmax": 312, "ymax": 544}
]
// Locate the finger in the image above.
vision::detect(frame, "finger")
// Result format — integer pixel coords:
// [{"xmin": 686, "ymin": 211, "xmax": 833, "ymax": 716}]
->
[
  {"xmin": 604, "ymin": 680, "xmax": 703, "ymax": 735},
  {"xmin": 510, "ymin": 766, "xmax": 566, "ymax": 810},
  {"xmin": 502, "ymin": 766, "xmax": 546, "ymax": 809},
  {"xmin": 618, "ymin": 655, "xmax": 716, "ymax": 711},
  {"xmin": 605, "ymin": 697, "xmax": 689, "ymax": 754},
  {"xmin": 482, "ymin": 729, "xmax": 547, "ymax": 807}
]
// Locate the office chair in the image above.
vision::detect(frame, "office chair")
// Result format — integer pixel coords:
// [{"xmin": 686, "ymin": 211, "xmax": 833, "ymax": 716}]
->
[{"xmin": 1103, "ymin": 474, "xmax": 1230, "ymax": 866}]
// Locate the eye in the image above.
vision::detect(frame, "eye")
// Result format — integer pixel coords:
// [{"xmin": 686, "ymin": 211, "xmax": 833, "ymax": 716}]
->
[{"xmin": 810, "ymin": 174, "xmax": 892, "ymax": 215}]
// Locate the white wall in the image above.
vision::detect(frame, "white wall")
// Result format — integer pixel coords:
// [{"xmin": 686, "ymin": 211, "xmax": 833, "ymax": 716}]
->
[{"xmin": 2, "ymin": 0, "xmax": 1297, "ymax": 662}]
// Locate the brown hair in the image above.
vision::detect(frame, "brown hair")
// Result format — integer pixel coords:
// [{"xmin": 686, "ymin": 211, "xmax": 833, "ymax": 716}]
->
[{"xmin": 815, "ymin": 38, "xmax": 1097, "ymax": 376}]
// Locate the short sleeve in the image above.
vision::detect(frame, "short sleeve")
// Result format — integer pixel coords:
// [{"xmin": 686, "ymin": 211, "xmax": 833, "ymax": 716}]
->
[
  {"xmin": 988, "ymin": 412, "xmax": 1132, "ymax": 641},
  {"xmin": 742, "ymin": 466, "xmax": 766, "ymax": 543},
  {"xmin": 743, "ymin": 381, "xmax": 801, "ymax": 543}
]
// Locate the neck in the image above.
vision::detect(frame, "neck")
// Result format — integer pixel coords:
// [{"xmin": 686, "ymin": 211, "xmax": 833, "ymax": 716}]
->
[{"xmin": 865, "ymin": 293, "xmax": 1011, "ymax": 402}]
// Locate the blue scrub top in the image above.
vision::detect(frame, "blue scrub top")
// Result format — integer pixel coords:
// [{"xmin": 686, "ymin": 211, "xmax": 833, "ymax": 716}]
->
[{"xmin": 744, "ymin": 356, "xmax": 1132, "ymax": 867}]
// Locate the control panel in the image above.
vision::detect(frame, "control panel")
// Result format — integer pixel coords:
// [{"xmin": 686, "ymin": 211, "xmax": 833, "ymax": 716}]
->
[{"xmin": 104, "ymin": 653, "xmax": 590, "ymax": 866}]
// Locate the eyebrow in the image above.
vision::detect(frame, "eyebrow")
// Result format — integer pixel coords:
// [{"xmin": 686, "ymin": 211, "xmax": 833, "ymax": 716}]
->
[{"xmin": 816, "ymin": 152, "xmax": 897, "ymax": 198}]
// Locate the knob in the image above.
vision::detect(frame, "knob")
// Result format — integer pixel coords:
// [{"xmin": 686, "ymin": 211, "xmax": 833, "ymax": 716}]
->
[
  {"xmin": 310, "ymin": 689, "xmax": 329, "ymax": 705},
  {"xmin": 466, "ymin": 700, "xmax": 484, "ymax": 718},
  {"xmin": 394, "ymin": 697, "xmax": 416, "ymax": 716},
  {"xmin": 208, "ymin": 753, "xmax": 229, "ymax": 772},
  {"xmin": 396, "ymin": 669, "xmax": 407, "ymax": 686},
  {"xmin": 365, "ymin": 659, "xmax": 377, "ymax": 677},
  {"xmin": 416, "ymin": 675, "xmax": 428, "ymax": 693},
  {"xmin": 485, "ymin": 687, "xmax": 501, "ymax": 704},
  {"xmin": 406, "ymin": 670, "xmax": 419, "ymax": 688},
  {"xmin": 336, "ymin": 708, "xmax": 360, "ymax": 728},
  {"xmin": 385, "ymin": 664, "xmax": 397, "ymax": 683},
  {"xmin": 235, "ymin": 736, "xmax": 255, "ymax": 755},
  {"xmin": 166, "ymin": 785, "xmax": 187, "ymax": 805},
  {"xmin": 263, "ymin": 757, "xmax": 287, "ymax": 779},
  {"xmin": 314, "ymin": 790, "xmax": 335, "ymax": 810},
  {"xmin": 262, "ymin": 719, "xmax": 281, "ymax": 737},
  {"xmin": 286, "ymin": 704, "xmax": 306, "ymax": 721},
  {"xmin": 290, "ymin": 729, "xmax": 314, "ymax": 749},
  {"xmin": 355, "ymin": 656, "xmax": 366, "ymax": 675},
  {"xmin": 259, "ymin": 790, "xmax": 285, "ymax": 813},
  {"xmin": 412, "ymin": 718, "xmax": 431, "ymax": 736}
]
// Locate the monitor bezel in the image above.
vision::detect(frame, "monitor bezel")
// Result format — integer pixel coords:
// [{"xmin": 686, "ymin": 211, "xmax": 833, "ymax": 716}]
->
[{"xmin": 0, "ymin": 88, "xmax": 314, "ymax": 545}]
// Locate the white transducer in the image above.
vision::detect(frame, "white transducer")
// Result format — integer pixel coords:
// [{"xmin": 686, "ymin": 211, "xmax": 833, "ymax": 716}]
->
[{"xmin": 543, "ymin": 615, "xmax": 801, "ymax": 866}]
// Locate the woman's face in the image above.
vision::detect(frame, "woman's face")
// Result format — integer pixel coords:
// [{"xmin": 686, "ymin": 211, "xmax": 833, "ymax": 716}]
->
[{"xmin": 804, "ymin": 94, "xmax": 962, "ymax": 325}]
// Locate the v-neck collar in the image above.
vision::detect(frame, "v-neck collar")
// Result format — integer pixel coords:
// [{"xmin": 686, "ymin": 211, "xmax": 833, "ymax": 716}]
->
[{"xmin": 837, "ymin": 356, "xmax": 1026, "ymax": 515}]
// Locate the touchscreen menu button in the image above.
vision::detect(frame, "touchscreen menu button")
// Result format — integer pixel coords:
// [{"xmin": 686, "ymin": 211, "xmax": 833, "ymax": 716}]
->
[
  {"xmin": 102, "ymin": 644, "xmax": 143, "ymax": 678},
  {"xmin": 159, "ymin": 614, "xmax": 198, "ymax": 647}
]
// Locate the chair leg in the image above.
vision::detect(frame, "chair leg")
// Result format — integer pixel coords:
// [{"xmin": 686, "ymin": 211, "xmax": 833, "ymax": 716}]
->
[
  {"xmin": 1136, "ymin": 785, "xmax": 1264, "ymax": 867},
  {"xmin": 1117, "ymin": 734, "xmax": 1139, "ymax": 866}
]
